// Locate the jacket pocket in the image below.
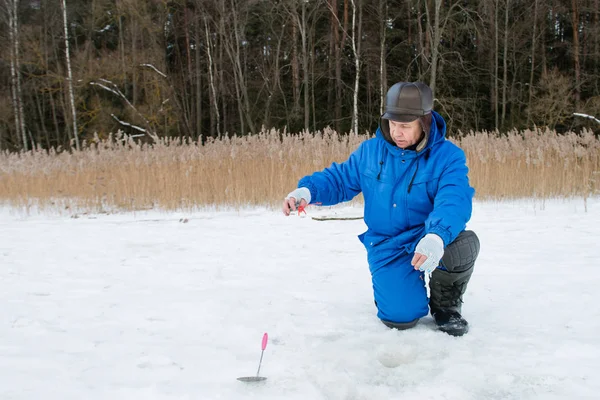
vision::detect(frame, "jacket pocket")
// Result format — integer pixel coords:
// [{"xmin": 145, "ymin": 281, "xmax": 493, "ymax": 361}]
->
[
  {"xmin": 407, "ymin": 174, "xmax": 437, "ymax": 227},
  {"xmin": 360, "ymin": 167, "xmax": 395, "ymax": 224}
]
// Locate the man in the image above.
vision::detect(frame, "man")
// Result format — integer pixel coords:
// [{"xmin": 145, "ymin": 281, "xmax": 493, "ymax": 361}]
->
[{"xmin": 283, "ymin": 82, "xmax": 480, "ymax": 336}]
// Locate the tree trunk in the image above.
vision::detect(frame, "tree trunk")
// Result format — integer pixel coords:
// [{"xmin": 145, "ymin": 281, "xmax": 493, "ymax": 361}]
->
[
  {"xmin": 334, "ymin": 0, "xmax": 348, "ymax": 132},
  {"xmin": 311, "ymin": 25, "xmax": 317, "ymax": 132},
  {"xmin": 291, "ymin": 8, "xmax": 300, "ymax": 111},
  {"xmin": 335, "ymin": 1, "xmax": 346, "ymax": 132},
  {"xmin": 327, "ymin": 0, "xmax": 336, "ymax": 122},
  {"xmin": 205, "ymin": 16, "xmax": 219, "ymax": 137},
  {"xmin": 262, "ymin": 23, "xmax": 285, "ymax": 129},
  {"xmin": 132, "ymin": 17, "xmax": 139, "ymax": 106},
  {"xmin": 333, "ymin": 0, "xmax": 341, "ymax": 132},
  {"xmin": 226, "ymin": 0, "xmax": 256, "ymax": 134},
  {"xmin": 594, "ymin": 0, "xmax": 600, "ymax": 76},
  {"xmin": 48, "ymin": 88, "xmax": 61, "ymax": 144},
  {"xmin": 6, "ymin": 0, "xmax": 27, "ymax": 150},
  {"xmin": 541, "ymin": 3, "xmax": 548, "ymax": 77},
  {"xmin": 184, "ymin": 6, "xmax": 194, "ymax": 136},
  {"xmin": 494, "ymin": 0, "xmax": 499, "ymax": 129},
  {"xmin": 195, "ymin": 10, "xmax": 202, "ymax": 140},
  {"xmin": 33, "ymin": 86, "xmax": 50, "ymax": 148},
  {"xmin": 527, "ymin": 0, "xmax": 539, "ymax": 124},
  {"xmin": 417, "ymin": 1, "xmax": 425, "ymax": 77},
  {"xmin": 117, "ymin": 1, "xmax": 127, "ymax": 103},
  {"xmin": 501, "ymin": 0, "xmax": 509, "ymax": 129},
  {"xmin": 350, "ymin": 0, "xmax": 362, "ymax": 135},
  {"xmin": 301, "ymin": 0, "xmax": 309, "ymax": 131},
  {"xmin": 571, "ymin": 0, "xmax": 580, "ymax": 105},
  {"xmin": 218, "ymin": 5, "xmax": 226, "ymax": 135},
  {"xmin": 425, "ymin": 0, "xmax": 442, "ymax": 96},
  {"xmin": 379, "ymin": 0, "xmax": 387, "ymax": 114},
  {"xmin": 61, "ymin": 0, "xmax": 80, "ymax": 150},
  {"xmin": 6, "ymin": 0, "xmax": 21, "ymax": 148}
]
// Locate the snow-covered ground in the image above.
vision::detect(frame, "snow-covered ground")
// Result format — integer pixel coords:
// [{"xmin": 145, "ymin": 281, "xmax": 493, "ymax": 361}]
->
[{"xmin": 1, "ymin": 199, "xmax": 599, "ymax": 400}]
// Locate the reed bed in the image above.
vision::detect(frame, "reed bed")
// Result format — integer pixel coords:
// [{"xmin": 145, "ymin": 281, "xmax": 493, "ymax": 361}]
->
[
  {"xmin": 460, "ymin": 128, "xmax": 600, "ymax": 200},
  {"xmin": 0, "ymin": 128, "xmax": 598, "ymax": 213}
]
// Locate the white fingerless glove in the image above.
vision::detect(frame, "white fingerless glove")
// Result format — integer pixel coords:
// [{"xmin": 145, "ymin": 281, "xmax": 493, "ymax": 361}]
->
[
  {"xmin": 415, "ymin": 233, "xmax": 444, "ymax": 274},
  {"xmin": 285, "ymin": 187, "xmax": 311, "ymax": 206}
]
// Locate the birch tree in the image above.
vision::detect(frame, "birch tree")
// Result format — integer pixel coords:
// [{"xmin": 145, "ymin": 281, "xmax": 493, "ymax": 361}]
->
[
  {"xmin": 60, "ymin": 0, "xmax": 80, "ymax": 150},
  {"xmin": 349, "ymin": 0, "xmax": 362, "ymax": 135},
  {"xmin": 4, "ymin": 0, "xmax": 27, "ymax": 150},
  {"xmin": 203, "ymin": 15, "xmax": 221, "ymax": 137}
]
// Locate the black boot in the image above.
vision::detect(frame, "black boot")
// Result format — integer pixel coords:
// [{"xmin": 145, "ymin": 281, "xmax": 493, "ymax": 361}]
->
[{"xmin": 429, "ymin": 230, "xmax": 480, "ymax": 337}]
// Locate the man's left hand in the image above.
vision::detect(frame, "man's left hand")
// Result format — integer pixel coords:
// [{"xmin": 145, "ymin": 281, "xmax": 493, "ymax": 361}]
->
[{"xmin": 412, "ymin": 233, "xmax": 445, "ymax": 274}]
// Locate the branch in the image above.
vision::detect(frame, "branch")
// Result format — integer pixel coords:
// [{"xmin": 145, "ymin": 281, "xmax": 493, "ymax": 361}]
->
[
  {"xmin": 90, "ymin": 79, "xmax": 158, "ymax": 142},
  {"xmin": 573, "ymin": 113, "xmax": 600, "ymax": 125},
  {"xmin": 140, "ymin": 63, "xmax": 167, "ymax": 78},
  {"xmin": 89, "ymin": 81, "xmax": 120, "ymax": 97},
  {"xmin": 111, "ymin": 114, "xmax": 146, "ymax": 136}
]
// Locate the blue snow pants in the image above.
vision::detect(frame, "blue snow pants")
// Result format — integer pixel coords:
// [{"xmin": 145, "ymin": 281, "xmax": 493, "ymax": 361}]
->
[{"xmin": 365, "ymin": 238, "xmax": 430, "ymax": 325}]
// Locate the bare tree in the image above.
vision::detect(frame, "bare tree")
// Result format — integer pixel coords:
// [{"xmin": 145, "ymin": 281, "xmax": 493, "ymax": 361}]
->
[
  {"xmin": 571, "ymin": 0, "xmax": 581, "ymax": 106},
  {"xmin": 593, "ymin": 0, "xmax": 600, "ymax": 82},
  {"xmin": 4, "ymin": 0, "xmax": 27, "ymax": 150},
  {"xmin": 301, "ymin": 0, "xmax": 309, "ymax": 131},
  {"xmin": 327, "ymin": 0, "xmax": 348, "ymax": 132},
  {"xmin": 204, "ymin": 16, "xmax": 221, "ymax": 137},
  {"xmin": 527, "ymin": 0, "xmax": 539, "ymax": 124},
  {"xmin": 194, "ymin": 7, "xmax": 202, "ymax": 139},
  {"xmin": 221, "ymin": 0, "xmax": 256, "ymax": 134},
  {"xmin": 349, "ymin": 0, "xmax": 362, "ymax": 135},
  {"xmin": 1, "ymin": 0, "xmax": 600, "ymax": 147},
  {"xmin": 424, "ymin": 0, "xmax": 442, "ymax": 95},
  {"xmin": 494, "ymin": 0, "xmax": 499, "ymax": 128},
  {"xmin": 379, "ymin": 0, "xmax": 386, "ymax": 114},
  {"xmin": 260, "ymin": 14, "xmax": 286, "ymax": 130},
  {"xmin": 286, "ymin": 0, "xmax": 316, "ymax": 132},
  {"xmin": 501, "ymin": 0, "xmax": 509, "ymax": 129},
  {"xmin": 291, "ymin": 4, "xmax": 300, "ymax": 113},
  {"xmin": 60, "ymin": 0, "xmax": 80, "ymax": 150},
  {"xmin": 528, "ymin": 68, "xmax": 573, "ymax": 128}
]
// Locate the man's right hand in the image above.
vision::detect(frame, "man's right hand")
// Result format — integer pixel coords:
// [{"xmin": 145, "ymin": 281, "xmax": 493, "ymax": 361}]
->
[{"xmin": 282, "ymin": 187, "xmax": 311, "ymax": 216}]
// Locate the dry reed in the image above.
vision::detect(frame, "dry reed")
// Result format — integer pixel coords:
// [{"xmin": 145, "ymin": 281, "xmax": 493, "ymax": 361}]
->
[{"xmin": 0, "ymin": 128, "xmax": 598, "ymax": 213}]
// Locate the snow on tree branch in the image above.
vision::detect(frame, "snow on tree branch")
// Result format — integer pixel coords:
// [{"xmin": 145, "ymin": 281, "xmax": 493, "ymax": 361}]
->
[
  {"xmin": 89, "ymin": 82, "xmax": 120, "ymax": 97},
  {"xmin": 90, "ymin": 79, "xmax": 159, "ymax": 142},
  {"xmin": 111, "ymin": 114, "xmax": 146, "ymax": 136},
  {"xmin": 573, "ymin": 113, "xmax": 600, "ymax": 125},
  {"xmin": 140, "ymin": 64, "xmax": 167, "ymax": 78}
]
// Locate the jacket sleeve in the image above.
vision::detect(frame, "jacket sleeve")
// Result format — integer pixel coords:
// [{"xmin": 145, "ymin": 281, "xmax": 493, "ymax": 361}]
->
[
  {"xmin": 425, "ymin": 147, "xmax": 475, "ymax": 246},
  {"xmin": 297, "ymin": 143, "xmax": 364, "ymax": 206}
]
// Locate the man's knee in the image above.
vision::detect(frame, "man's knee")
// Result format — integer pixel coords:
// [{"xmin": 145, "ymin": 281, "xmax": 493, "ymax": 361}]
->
[
  {"xmin": 440, "ymin": 230, "xmax": 480, "ymax": 273},
  {"xmin": 370, "ymin": 255, "xmax": 429, "ymax": 327},
  {"xmin": 375, "ymin": 298, "xmax": 428, "ymax": 326}
]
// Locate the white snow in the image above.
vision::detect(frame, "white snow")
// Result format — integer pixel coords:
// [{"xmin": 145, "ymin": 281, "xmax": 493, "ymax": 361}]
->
[{"xmin": 1, "ymin": 198, "xmax": 599, "ymax": 399}]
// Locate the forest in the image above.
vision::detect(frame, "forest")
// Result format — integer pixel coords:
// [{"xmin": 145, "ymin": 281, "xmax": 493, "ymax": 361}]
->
[{"xmin": 1, "ymin": 0, "xmax": 599, "ymax": 151}]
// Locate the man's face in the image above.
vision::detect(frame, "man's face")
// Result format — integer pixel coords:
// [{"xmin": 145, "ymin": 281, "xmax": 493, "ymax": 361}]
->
[{"xmin": 389, "ymin": 119, "xmax": 422, "ymax": 149}]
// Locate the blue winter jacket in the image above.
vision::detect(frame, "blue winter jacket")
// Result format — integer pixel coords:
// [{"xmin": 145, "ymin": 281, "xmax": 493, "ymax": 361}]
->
[{"xmin": 298, "ymin": 111, "xmax": 474, "ymax": 271}]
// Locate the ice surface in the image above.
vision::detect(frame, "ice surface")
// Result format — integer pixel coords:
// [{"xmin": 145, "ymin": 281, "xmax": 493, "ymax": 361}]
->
[{"xmin": 1, "ymin": 198, "xmax": 599, "ymax": 399}]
